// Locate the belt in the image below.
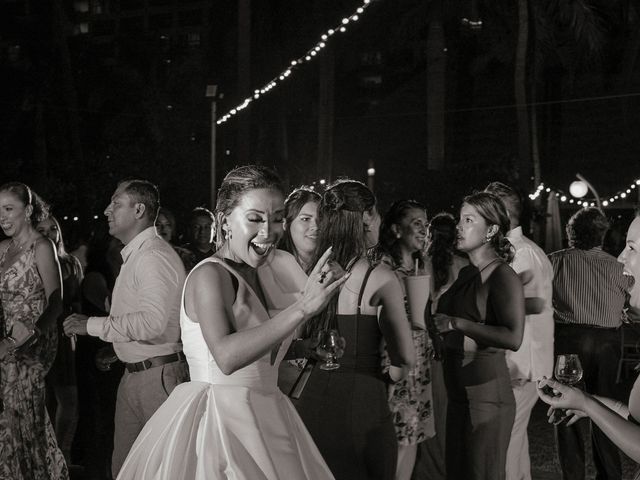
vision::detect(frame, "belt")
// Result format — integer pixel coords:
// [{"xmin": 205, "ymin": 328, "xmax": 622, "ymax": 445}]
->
[{"xmin": 125, "ymin": 351, "xmax": 185, "ymax": 373}]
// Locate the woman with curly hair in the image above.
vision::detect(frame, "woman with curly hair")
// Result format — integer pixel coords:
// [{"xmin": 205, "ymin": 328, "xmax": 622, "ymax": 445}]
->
[
  {"xmin": 0, "ymin": 182, "xmax": 68, "ymax": 479},
  {"xmin": 373, "ymin": 199, "xmax": 434, "ymax": 480},
  {"xmin": 432, "ymin": 192, "xmax": 524, "ymax": 480}
]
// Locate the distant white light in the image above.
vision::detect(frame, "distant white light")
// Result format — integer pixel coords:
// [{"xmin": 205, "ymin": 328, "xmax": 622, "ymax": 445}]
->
[
  {"xmin": 367, "ymin": 168, "xmax": 376, "ymax": 176},
  {"xmin": 569, "ymin": 180, "xmax": 588, "ymax": 199}
]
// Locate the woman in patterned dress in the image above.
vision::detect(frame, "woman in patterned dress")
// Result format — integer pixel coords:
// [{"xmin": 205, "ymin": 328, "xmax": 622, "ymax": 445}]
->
[
  {"xmin": 373, "ymin": 199, "xmax": 435, "ymax": 480},
  {"xmin": 0, "ymin": 182, "xmax": 68, "ymax": 479}
]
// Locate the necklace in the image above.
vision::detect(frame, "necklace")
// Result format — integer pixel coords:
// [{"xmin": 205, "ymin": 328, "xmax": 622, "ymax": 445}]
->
[{"xmin": 10, "ymin": 238, "xmax": 30, "ymax": 252}]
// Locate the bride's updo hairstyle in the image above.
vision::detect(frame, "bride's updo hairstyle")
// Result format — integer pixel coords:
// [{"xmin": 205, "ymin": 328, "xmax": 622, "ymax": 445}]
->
[
  {"xmin": 214, "ymin": 165, "xmax": 285, "ymax": 249},
  {"xmin": 0, "ymin": 182, "xmax": 50, "ymax": 226},
  {"xmin": 315, "ymin": 179, "xmax": 377, "ymax": 270},
  {"xmin": 462, "ymin": 191, "xmax": 515, "ymax": 263}
]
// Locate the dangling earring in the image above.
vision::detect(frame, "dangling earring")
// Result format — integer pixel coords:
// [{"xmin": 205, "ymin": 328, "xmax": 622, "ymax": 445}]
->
[{"xmin": 225, "ymin": 229, "xmax": 232, "ymax": 240}]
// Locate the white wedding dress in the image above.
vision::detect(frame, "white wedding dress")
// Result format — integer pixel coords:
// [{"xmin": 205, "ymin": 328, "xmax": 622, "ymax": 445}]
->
[{"xmin": 117, "ymin": 251, "xmax": 335, "ymax": 480}]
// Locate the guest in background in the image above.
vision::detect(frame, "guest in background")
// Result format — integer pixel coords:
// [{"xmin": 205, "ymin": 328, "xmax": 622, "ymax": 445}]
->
[
  {"xmin": 63, "ymin": 179, "xmax": 189, "ymax": 477},
  {"xmin": 538, "ymin": 212, "xmax": 640, "ymax": 475},
  {"xmin": 182, "ymin": 207, "xmax": 216, "ymax": 263},
  {"xmin": 295, "ymin": 179, "xmax": 415, "ymax": 480},
  {"xmin": 277, "ymin": 186, "xmax": 321, "ymax": 393},
  {"xmin": 155, "ymin": 207, "xmax": 196, "ymax": 271},
  {"xmin": 0, "ymin": 182, "xmax": 68, "ymax": 479},
  {"xmin": 414, "ymin": 212, "xmax": 468, "ymax": 480},
  {"xmin": 373, "ymin": 199, "xmax": 435, "ymax": 480},
  {"xmin": 433, "ymin": 191, "xmax": 525, "ymax": 480},
  {"xmin": 485, "ymin": 182, "xmax": 554, "ymax": 480},
  {"xmin": 548, "ymin": 207, "xmax": 631, "ymax": 480},
  {"xmin": 37, "ymin": 215, "xmax": 83, "ymax": 465},
  {"xmin": 75, "ymin": 224, "xmax": 123, "ymax": 480},
  {"xmin": 280, "ymin": 186, "xmax": 321, "ymax": 273}
]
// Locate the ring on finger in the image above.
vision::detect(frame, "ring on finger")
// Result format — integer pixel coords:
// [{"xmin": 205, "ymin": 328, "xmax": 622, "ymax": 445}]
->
[{"xmin": 319, "ymin": 271, "xmax": 328, "ymax": 284}]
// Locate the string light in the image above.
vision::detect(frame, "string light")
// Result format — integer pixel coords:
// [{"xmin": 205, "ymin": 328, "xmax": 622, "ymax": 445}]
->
[
  {"xmin": 217, "ymin": 0, "xmax": 376, "ymax": 125},
  {"xmin": 528, "ymin": 178, "xmax": 640, "ymax": 207}
]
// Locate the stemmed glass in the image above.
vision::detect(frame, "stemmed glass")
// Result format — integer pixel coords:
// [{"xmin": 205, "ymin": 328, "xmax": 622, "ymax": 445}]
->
[
  {"xmin": 554, "ymin": 354, "xmax": 584, "ymax": 386},
  {"xmin": 551, "ymin": 354, "xmax": 584, "ymax": 425},
  {"xmin": 317, "ymin": 329, "xmax": 346, "ymax": 371}
]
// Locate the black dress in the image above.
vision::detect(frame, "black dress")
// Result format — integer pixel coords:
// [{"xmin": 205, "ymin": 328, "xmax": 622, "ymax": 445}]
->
[
  {"xmin": 296, "ymin": 265, "xmax": 397, "ymax": 480},
  {"xmin": 436, "ymin": 262, "xmax": 515, "ymax": 480}
]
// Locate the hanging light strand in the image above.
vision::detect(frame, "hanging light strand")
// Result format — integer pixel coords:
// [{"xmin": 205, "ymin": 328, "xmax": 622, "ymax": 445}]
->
[
  {"xmin": 528, "ymin": 178, "xmax": 640, "ymax": 208},
  {"xmin": 216, "ymin": 0, "xmax": 374, "ymax": 126}
]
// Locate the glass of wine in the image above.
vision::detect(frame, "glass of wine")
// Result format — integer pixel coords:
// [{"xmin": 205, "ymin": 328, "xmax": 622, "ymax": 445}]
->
[
  {"xmin": 554, "ymin": 354, "xmax": 584, "ymax": 386},
  {"xmin": 551, "ymin": 354, "xmax": 584, "ymax": 425},
  {"xmin": 317, "ymin": 329, "xmax": 346, "ymax": 371}
]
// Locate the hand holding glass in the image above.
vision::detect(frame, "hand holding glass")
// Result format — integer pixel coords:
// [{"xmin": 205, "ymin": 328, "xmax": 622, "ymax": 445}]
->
[
  {"xmin": 551, "ymin": 354, "xmax": 584, "ymax": 425},
  {"xmin": 317, "ymin": 329, "xmax": 346, "ymax": 371}
]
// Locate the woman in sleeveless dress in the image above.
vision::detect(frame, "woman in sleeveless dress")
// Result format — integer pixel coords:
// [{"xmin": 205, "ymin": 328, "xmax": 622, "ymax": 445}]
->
[
  {"xmin": 372, "ymin": 199, "xmax": 435, "ymax": 480},
  {"xmin": 0, "ymin": 182, "xmax": 68, "ymax": 479},
  {"xmin": 37, "ymin": 215, "xmax": 83, "ymax": 464},
  {"xmin": 432, "ymin": 192, "xmax": 524, "ymax": 480},
  {"xmin": 117, "ymin": 165, "xmax": 348, "ymax": 480},
  {"xmin": 295, "ymin": 180, "xmax": 415, "ymax": 480}
]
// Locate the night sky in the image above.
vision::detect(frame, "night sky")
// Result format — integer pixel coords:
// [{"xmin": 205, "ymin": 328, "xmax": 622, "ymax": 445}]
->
[{"xmin": 1, "ymin": 0, "xmax": 639, "ymax": 242}]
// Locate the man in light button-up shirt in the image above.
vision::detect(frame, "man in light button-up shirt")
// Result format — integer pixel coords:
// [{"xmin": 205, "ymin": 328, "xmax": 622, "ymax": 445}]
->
[{"xmin": 64, "ymin": 179, "xmax": 188, "ymax": 477}]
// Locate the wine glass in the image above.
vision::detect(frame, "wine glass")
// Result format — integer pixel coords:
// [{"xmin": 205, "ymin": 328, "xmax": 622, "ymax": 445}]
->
[
  {"xmin": 317, "ymin": 329, "xmax": 346, "ymax": 371},
  {"xmin": 554, "ymin": 354, "xmax": 584, "ymax": 386},
  {"xmin": 551, "ymin": 354, "xmax": 584, "ymax": 425}
]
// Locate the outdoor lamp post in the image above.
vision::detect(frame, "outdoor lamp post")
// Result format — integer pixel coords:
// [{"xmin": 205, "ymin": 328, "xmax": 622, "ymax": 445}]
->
[
  {"xmin": 569, "ymin": 173, "xmax": 602, "ymax": 209},
  {"xmin": 206, "ymin": 85, "xmax": 218, "ymax": 210},
  {"xmin": 367, "ymin": 161, "xmax": 375, "ymax": 192}
]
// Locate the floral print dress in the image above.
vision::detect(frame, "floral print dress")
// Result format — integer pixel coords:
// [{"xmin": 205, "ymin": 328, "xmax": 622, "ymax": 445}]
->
[
  {"xmin": 0, "ymin": 243, "xmax": 68, "ymax": 479},
  {"xmin": 381, "ymin": 262, "xmax": 436, "ymax": 446}
]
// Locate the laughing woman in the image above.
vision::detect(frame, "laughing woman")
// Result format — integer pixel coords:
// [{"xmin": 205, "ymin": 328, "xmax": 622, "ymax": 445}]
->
[
  {"xmin": 0, "ymin": 182, "xmax": 68, "ymax": 479},
  {"xmin": 117, "ymin": 165, "xmax": 347, "ymax": 480}
]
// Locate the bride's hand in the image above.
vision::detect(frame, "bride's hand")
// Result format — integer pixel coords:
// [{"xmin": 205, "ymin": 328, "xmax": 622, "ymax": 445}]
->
[{"xmin": 299, "ymin": 247, "xmax": 350, "ymax": 318}]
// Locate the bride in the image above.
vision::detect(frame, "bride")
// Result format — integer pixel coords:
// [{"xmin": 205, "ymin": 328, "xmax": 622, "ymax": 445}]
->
[{"xmin": 117, "ymin": 165, "xmax": 348, "ymax": 480}]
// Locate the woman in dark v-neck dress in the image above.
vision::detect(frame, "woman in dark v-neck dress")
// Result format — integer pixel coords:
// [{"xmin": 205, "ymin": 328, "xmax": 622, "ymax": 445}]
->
[
  {"xmin": 295, "ymin": 180, "xmax": 415, "ymax": 480},
  {"xmin": 433, "ymin": 192, "xmax": 525, "ymax": 480},
  {"xmin": 0, "ymin": 182, "xmax": 68, "ymax": 480}
]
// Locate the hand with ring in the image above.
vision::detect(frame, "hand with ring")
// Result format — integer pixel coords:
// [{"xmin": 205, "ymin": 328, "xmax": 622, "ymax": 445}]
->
[{"xmin": 300, "ymin": 247, "xmax": 351, "ymax": 318}]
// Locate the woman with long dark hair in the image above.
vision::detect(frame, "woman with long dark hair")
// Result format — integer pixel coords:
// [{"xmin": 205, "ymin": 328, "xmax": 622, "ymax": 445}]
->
[
  {"xmin": 433, "ymin": 192, "xmax": 525, "ymax": 480},
  {"xmin": 295, "ymin": 180, "xmax": 415, "ymax": 480},
  {"xmin": 280, "ymin": 187, "xmax": 321, "ymax": 273},
  {"xmin": 37, "ymin": 216, "xmax": 83, "ymax": 464}
]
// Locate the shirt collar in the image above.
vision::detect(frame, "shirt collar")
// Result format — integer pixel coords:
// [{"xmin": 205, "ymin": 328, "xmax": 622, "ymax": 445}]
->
[
  {"xmin": 507, "ymin": 225, "xmax": 523, "ymax": 240},
  {"xmin": 120, "ymin": 226, "xmax": 158, "ymax": 263}
]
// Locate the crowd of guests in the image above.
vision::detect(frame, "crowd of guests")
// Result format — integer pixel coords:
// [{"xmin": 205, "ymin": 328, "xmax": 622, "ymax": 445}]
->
[{"xmin": 0, "ymin": 170, "xmax": 639, "ymax": 480}]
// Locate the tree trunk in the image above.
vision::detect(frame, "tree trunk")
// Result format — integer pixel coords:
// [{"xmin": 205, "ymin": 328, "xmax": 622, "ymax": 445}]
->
[
  {"xmin": 317, "ymin": 46, "xmax": 335, "ymax": 183},
  {"xmin": 515, "ymin": 0, "xmax": 531, "ymax": 184},
  {"xmin": 426, "ymin": 0, "xmax": 446, "ymax": 171},
  {"xmin": 237, "ymin": 0, "xmax": 251, "ymax": 164}
]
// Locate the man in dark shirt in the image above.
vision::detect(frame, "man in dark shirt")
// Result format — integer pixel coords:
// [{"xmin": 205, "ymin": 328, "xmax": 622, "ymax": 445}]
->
[{"xmin": 549, "ymin": 207, "xmax": 632, "ymax": 480}]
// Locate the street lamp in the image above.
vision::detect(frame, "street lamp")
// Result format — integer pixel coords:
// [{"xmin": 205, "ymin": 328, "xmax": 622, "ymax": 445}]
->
[
  {"xmin": 206, "ymin": 85, "xmax": 218, "ymax": 210},
  {"xmin": 367, "ymin": 160, "xmax": 375, "ymax": 192},
  {"xmin": 569, "ymin": 173, "xmax": 601, "ymax": 209}
]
